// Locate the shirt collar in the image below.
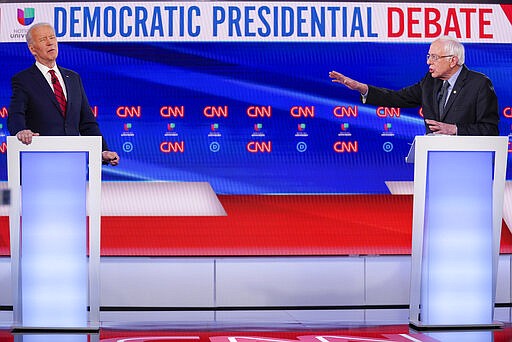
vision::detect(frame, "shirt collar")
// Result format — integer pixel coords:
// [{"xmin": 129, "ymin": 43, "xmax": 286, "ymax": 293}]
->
[
  {"xmin": 446, "ymin": 65, "xmax": 463, "ymax": 88},
  {"xmin": 35, "ymin": 61, "xmax": 60, "ymax": 77}
]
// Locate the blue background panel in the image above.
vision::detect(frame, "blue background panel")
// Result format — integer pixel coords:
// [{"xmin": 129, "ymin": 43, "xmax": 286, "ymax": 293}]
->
[{"xmin": 2, "ymin": 42, "xmax": 511, "ymax": 194}]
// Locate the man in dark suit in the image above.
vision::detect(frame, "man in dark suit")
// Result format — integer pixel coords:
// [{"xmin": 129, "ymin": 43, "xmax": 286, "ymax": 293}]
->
[
  {"xmin": 329, "ymin": 36, "xmax": 499, "ymax": 136},
  {"xmin": 8, "ymin": 22, "xmax": 119, "ymax": 165}
]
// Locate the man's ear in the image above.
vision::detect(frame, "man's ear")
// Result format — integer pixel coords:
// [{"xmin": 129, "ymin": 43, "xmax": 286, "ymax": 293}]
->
[
  {"xmin": 28, "ymin": 45, "xmax": 36, "ymax": 57},
  {"xmin": 450, "ymin": 56, "xmax": 459, "ymax": 68}
]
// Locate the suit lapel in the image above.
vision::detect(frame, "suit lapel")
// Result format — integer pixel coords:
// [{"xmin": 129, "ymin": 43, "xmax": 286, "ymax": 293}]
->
[
  {"xmin": 29, "ymin": 65, "xmax": 61, "ymax": 112},
  {"xmin": 58, "ymin": 67, "xmax": 71, "ymax": 118},
  {"xmin": 441, "ymin": 65, "xmax": 469, "ymax": 120}
]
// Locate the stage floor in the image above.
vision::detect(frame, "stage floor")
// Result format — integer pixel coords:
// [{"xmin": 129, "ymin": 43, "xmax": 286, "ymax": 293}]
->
[{"xmin": 0, "ymin": 310, "xmax": 511, "ymax": 341}]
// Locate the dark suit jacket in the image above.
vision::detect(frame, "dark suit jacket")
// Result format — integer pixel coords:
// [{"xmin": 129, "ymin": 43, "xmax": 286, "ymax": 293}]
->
[
  {"xmin": 365, "ymin": 65, "xmax": 499, "ymax": 136},
  {"xmin": 8, "ymin": 64, "xmax": 109, "ymax": 150}
]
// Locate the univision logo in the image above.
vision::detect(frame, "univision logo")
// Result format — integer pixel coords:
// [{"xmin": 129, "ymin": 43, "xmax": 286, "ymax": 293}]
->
[{"xmin": 17, "ymin": 8, "xmax": 35, "ymax": 26}]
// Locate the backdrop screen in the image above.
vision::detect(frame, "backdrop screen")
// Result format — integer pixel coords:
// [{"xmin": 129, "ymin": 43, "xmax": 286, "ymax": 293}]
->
[
  {"xmin": 1, "ymin": 2, "xmax": 512, "ymax": 255},
  {"xmin": 1, "ymin": 2, "xmax": 512, "ymax": 194},
  {"xmin": 0, "ymin": 3, "xmax": 512, "ymax": 194}
]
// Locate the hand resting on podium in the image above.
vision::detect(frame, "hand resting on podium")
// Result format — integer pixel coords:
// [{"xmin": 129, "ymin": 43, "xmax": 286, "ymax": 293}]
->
[{"xmin": 15, "ymin": 129, "xmax": 120, "ymax": 166}]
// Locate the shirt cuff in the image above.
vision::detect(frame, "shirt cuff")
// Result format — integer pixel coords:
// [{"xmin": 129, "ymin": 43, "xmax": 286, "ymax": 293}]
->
[{"xmin": 360, "ymin": 92, "xmax": 368, "ymax": 104}]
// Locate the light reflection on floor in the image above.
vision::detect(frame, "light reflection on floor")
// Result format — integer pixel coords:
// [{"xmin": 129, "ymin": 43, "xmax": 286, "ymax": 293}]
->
[
  {"xmin": 3, "ymin": 328, "xmax": 510, "ymax": 342},
  {"xmin": 0, "ymin": 311, "xmax": 511, "ymax": 342}
]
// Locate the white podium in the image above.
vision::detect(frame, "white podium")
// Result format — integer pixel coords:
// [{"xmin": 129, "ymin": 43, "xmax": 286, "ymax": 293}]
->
[
  {"xmin": 407, "ymin": 135, "xmax": 508, "ymax": 330},
  {"xmin": 7, "ymin": 136, "xmax": 102, "ymax": 332}
]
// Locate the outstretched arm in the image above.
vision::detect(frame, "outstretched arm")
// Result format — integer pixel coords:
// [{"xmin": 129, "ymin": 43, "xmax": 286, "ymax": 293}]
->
[{"xmin": 329, "ymin": 70, "xmax": 369, "ymax": 95}]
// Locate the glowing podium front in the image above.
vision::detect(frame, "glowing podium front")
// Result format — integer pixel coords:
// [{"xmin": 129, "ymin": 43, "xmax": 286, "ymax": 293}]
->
[
  {"xmin": 7, "ymin": 136, "xmax": 102, "ymax": 332},
  {"xmin": 407, "ymin": 135, "xmax": 508, "ymax": 330}
]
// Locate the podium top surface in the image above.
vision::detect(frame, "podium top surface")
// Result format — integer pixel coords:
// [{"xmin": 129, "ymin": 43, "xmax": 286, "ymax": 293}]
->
[
  {"xmin": 7, "ymin": 136, "xmax": 102, "ymax": 153},
  {"xmin": 406, "ymin": 135, "xmax": 508, "ymax": 164}
]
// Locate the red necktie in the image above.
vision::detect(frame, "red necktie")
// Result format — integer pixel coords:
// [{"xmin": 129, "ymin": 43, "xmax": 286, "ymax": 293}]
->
[{"xmin": 49, "ymin": 69, "xmax": 67, "ymax": 116}]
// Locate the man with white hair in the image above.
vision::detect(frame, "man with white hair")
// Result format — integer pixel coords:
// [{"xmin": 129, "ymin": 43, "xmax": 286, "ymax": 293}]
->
[
  {"xmin": 329, "ymin": 36, "xmax": 499, "ymax": 136},
  {"xmin": 8, "ymin": 22, "xmax": 119, "ymax": 165}
]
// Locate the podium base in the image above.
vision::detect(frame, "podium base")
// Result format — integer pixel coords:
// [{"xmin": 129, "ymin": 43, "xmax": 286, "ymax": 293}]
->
[
  {"xmin": 12, "ymin": 326, "xmax": 100, "ymax": 333},
  {"xmin": 409, "ymin": 320, "xmax": 503, "ymax": 331}
]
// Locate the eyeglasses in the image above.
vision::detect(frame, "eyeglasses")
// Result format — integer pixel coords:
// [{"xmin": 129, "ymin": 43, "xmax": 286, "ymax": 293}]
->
[{"xmin": 426, "ymin": 54, "xmax": 454, "ymax": 62}]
